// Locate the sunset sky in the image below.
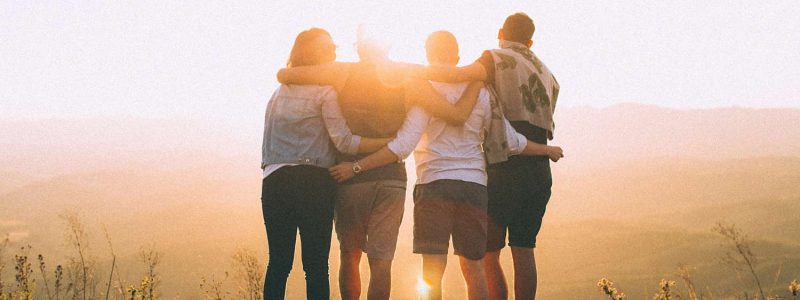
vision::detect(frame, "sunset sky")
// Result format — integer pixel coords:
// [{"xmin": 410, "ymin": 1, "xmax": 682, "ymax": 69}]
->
[
  {"xmin": 2, "ymin": 1, "xmax": 798, "ymax": 123},
  {"xmin": 2, "ymin": 3, "xmax": 800, "ymax": 299}
]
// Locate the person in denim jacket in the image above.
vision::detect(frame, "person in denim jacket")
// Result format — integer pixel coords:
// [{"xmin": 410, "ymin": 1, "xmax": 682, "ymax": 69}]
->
[{"xmin": 260, "ymin": 28, "xmax": 389, "ymax": 300}]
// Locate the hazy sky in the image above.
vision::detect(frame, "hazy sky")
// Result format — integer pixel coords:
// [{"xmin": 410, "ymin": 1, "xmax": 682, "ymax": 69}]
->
[{"xmin": 2, "ymin": 1, "xmax": 799, "ymax": 122}]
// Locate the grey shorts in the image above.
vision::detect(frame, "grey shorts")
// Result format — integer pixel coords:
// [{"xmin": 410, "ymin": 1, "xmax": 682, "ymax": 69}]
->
[
  {"xmin": 334, "ymin": 179, "xmax": 406, "ymax": 261},
  {"xmin": 413, "ymin": 179, "xmax": 488, "ymax": 260}
]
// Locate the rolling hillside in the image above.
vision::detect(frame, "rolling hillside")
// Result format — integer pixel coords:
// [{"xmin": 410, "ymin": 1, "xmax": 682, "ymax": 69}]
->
[{"xmin": 1, "ymin": 104, "xmax": 799, "ymax": 298}]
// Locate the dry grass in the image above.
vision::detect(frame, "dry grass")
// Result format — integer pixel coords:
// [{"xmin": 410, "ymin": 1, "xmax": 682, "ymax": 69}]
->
[
  {"xmin": 597, "ymin": 223, "xmax": 799, "ymax": 300},
  {"xmin": 197, "ymin": 248, "xmax": 264, "ymax": 300},
  {"xmin": 62, "ymin": 212, "xmax": 97, "ymax": 300},
  {"xmin": 37, "ymin": 254, "xmax": 52, "ymax": 300},
  {"xmin": 231, "ymin": 248, "xmax": 262, "ymax": 300},
  {"xmin": 713, "ymin": 222, "xmax": 767, "ymax": 299},
  {"xmin": 0, "ymin": 235, "xmax": 8, "ymax": 296},
  {"xmin": 4, "ymin": 213, "xmax": 799, "ymax": 299},
  {"xmin": 678, "ymin": 264, "xmax": 700, "ymax": 300},
  {"xmin": 597, "ymin": 277, "xmax": 626, "ymax": 300},
  {"xmin": 12, "ymin": 245, "xmax": 34, "ymax": 300},
  {"xmin": 199, "ymin": 272, "xmax": 230, "ymax": 300}
]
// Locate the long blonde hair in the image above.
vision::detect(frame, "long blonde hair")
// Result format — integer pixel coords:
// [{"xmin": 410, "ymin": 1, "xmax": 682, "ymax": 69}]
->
[{"xmin": 287, "ymin": 28, "xmax": 333, "ymax": 68}]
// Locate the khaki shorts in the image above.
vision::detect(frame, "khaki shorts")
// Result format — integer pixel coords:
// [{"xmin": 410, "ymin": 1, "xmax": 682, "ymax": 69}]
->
[{"xmin": 334, "ymin": 179, "xmax": 406, "ymax": 260}]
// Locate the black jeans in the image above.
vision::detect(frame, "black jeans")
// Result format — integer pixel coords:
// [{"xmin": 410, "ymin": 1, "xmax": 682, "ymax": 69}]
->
[{"xmin": 261, "ymin": 165, "xmax": 336, "ymax": 299}]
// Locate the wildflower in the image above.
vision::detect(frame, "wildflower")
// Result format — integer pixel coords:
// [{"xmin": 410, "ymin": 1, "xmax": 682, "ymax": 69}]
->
[
  {"xmin": 54, "ymin": 265, "xmax": 63, "ymax": 296},
  {"xmin": 598, "ymin": 278, "xmax": 626, "ymax": 300},
  {"xmin": 790, "ymin": 279, "xmax": 799, "ymax": 296},
  {"xmin": 653, "ymin": 279, "xmax": 677, "ymax": 300}
]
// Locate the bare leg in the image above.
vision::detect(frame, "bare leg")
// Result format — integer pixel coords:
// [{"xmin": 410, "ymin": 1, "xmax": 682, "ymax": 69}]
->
[
  {"xmin": 511, "ymin": 246, "xmax": 537, "ymax": 300},
  {"xmin": 367, "ymin": 257, "xmax": 392, "ymax": 300},
  {"xmin": 421, "ymin": 254, "xmax": 447, "ymax": 300},
  {"xmin": 459, "ymin": 256, "xmax": 489, "ymax": 300},
  {"xmin": 339, "ymin": 251, "xmax": 362, "ymax": 300},
  {"xmin": 482, "ymin": 249, "xmax": 507, "ymax": 300}
]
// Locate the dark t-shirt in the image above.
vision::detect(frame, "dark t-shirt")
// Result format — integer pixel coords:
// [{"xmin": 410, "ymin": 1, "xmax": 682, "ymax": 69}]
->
[{"xmin": 337, "ymin": 62, "xmax": 408, "ymax": 184}]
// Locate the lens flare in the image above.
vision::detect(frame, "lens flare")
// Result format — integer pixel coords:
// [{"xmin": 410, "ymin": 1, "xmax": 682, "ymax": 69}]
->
[
  {"xmin": 416, "ymin": 276, "xmax": 430, "ymax": 298},
  {"xmin": 356, "ymin": 23, "xmax": 392, "ymax": 55}
]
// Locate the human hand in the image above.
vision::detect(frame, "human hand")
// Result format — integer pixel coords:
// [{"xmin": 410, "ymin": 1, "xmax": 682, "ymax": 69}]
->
[
  {"xmin": 547, "ymin": 146, "xmax": 564, "ymax": 162},
  {"xmin": 329, "ymin": 162, "xmax": 356, "ymax": 182}
]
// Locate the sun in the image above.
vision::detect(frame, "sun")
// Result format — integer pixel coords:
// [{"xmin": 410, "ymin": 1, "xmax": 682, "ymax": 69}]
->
[{"xmin": 416, "ymin": 275, "xmax": 431, "ymax": 298}]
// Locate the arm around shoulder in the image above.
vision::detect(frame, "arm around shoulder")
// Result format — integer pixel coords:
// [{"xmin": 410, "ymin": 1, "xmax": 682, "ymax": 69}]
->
[
  {"xmin": 422, "ymin": 61, "xmax": 487, "ymax": 83},
  {"xmin": 328, "ymin": 106, "xmax": 428, "ymax": 183},
  {"xmin": 277, "ymin": 62, "xmax": 350, "ymax": 89},
  {"xmin": 405, "ymin": 79, "xmax": 482, "ymax": 125}
]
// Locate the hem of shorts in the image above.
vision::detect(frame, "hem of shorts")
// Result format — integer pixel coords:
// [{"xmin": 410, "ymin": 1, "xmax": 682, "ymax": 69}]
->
[
  {"xmin": 508, "ymin": 242, "xmax": 536, "ymax": 249},
  {"xmin": 486, "ymin": 243, "xmax": 505, "ymax": 253},
  {"xmin": 413, "ymin": 248, "xmax": 449, "ymax": 256}
]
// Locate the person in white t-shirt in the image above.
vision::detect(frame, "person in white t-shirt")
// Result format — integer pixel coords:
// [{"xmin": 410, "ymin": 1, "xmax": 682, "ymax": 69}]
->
[{"xmin": 329, "ymin": 31, "xmax": 563, "ymax": 300}]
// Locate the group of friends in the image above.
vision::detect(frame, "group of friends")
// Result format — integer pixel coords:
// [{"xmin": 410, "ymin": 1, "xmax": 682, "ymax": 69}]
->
[{"xmin": 260, "ymin": 12, "xmax": 563, "ymax": 300}]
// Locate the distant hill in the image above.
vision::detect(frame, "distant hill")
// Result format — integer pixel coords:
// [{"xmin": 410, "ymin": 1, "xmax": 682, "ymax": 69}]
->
[
  {"xmin": 2, "ymin": 154, "xmax": 798, "ymax": 298},
  {"xmin": 0, "ymin": 169, "xmax": 38, "ymax": 196},
  {"xmin": 2, "ymin": 105, "xmax": 799, "ymax": 298},
  {"xmin": 0, "ymin": 117, "xmax": 256, "ymax": 176},
  {"xmin": 548, "ymin": 156, "xmax": 800, "ymax": 224},
  {"xmin": 552, "ymin": 104, "xmax": 800, "ymax": 169},
  {"xmin": 535, "ymin": 220, "xmax": 800, "ymax": 299},
  {"xmin": 2, "ymin": 104, "xmax": 799, "ymax": 176}
]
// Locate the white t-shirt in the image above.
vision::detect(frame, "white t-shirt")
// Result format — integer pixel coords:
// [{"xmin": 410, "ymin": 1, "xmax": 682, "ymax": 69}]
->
[{"xmin": 386, "ymin": 82, "xmax": 527, "ymax": 186}]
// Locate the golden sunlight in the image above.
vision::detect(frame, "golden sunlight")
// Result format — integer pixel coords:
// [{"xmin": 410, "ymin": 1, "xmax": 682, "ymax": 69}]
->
[
  {"xmin": 4, "ymin": 1, "xmax": 800, "ymax": 299},
  {"xmin": 416, "ymin": 275, "xmax": 431, "ymax": 299}
]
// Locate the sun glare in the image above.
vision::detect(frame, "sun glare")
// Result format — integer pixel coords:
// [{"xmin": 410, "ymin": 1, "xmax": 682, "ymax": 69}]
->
[{"xmin": 416, "ymin": 276, "xmax": 431, "ymax": 298}]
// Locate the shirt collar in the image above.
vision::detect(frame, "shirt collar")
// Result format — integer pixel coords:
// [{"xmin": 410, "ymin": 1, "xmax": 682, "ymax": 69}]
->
[{"xmin": 500, "ymin": 39, "xmax": 529, "ymax": 50}]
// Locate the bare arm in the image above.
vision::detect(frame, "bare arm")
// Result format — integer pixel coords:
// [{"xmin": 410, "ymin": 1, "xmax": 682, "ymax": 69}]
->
[
  {"xmin": 277, "ymin": 62, "xmax": 351, "ymax": 91},
  {"xmin": 501, "ymin": 117, "xmax": 564, "ymax": 162},
  {"xmin": 420, "ymin": 61, "xmax": 487, "ymax": 83},
  {"xmin": 356, "ymin": 138, "xmax": 392, "ymax": 154},
  {"xmin": 406, "ymin": 79, "xmax": 482, "ymax": 125},
  {"xmin": 329, "ymin": 146, "xmax": 398, "ymax": 181},
  {"xmin": 520, "ymin": 141, "xmax": 563, "ymax": 162},
  {"xmin": 329, "ymin": 107, "xmax": 428, "ymax": 182}
]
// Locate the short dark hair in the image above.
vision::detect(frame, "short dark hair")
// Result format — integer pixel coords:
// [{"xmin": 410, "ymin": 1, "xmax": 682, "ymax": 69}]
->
[
  {"xmin": 502, "ymin": 12, "xmax": 535, "ymax": 43},
  {"xmin": 287, "ymin": 28, "xmax": 333, "ymax": 67},
  {"xmin": 425, "ymin": 31, "xmax": 459, "ymax": 65}
]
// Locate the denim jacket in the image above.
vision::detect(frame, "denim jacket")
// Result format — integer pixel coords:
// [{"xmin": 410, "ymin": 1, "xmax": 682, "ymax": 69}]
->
[{"xmin": 261, "ymin": 85, "xmax": 362, "ymax": 169}]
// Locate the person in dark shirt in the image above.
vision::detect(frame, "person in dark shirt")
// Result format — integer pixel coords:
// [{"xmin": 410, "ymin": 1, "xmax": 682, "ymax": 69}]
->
[{"xmin": 416, "ymin": 12, "xmax": 562, "ymax": 300}]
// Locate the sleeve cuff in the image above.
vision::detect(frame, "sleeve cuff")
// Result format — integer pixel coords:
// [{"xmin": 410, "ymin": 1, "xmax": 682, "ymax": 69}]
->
[
  {"xmin": 386, "ymin": 141, "xmax": 409, "ymax": 160},
  {"xmin": 509, "ymin": 133, "xmax": 528, "ymax": 155},
  {"xmin": 345, "ymin": 135, "xmax": 362, "ymax": 155}
]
